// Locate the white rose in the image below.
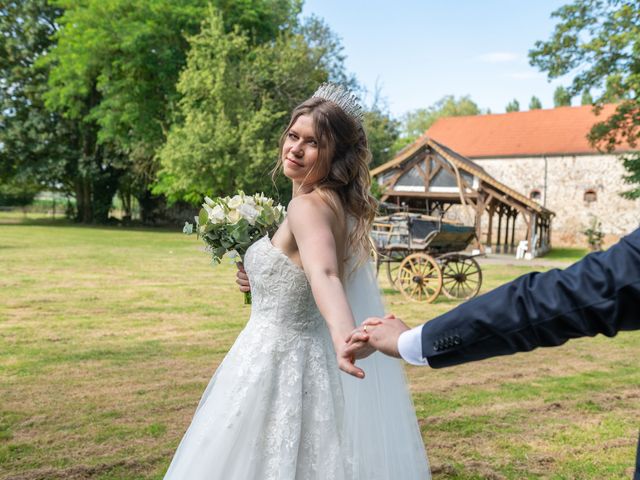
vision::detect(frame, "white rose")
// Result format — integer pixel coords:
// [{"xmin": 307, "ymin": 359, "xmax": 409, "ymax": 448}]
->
[
  {"xmin": 228, "ymin": 194, "xmax": 243, "ymax": 210},
  {"xmin": 209, "ymin": 204, "xmax": 225, "ymax": 224},
  {"xmin": 203, "ymin": 196, "xmax": 216, "ymax": 207},
  {"xmin": 238, "ymin": 203, "xmax": 260, "ymax": 225},
  {"xmin": 226, "ymin": 209, "xmax": 241, "ymax": 223}
]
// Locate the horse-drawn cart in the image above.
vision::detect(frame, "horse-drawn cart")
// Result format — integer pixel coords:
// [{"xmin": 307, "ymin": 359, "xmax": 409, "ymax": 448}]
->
[{"xmin": 371, "ymin": 213, "xmax": 483, "ymax": 303}]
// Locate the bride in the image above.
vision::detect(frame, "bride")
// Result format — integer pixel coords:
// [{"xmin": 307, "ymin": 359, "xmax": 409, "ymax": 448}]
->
[{"xmin": 164, "ymin": 84, "xmax": 430, "ymax": 479}]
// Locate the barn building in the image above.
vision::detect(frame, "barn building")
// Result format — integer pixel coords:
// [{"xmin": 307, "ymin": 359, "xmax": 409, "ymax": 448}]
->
[{"xmin": 425, "ymin": 104, "xmax": 640, "ymax": 245}]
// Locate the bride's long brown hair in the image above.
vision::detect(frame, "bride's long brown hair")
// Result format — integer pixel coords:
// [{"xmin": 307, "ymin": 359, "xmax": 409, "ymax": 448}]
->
[{"xmin": 273, "ymin": 96, "xmax": 377, "ymax": 263}]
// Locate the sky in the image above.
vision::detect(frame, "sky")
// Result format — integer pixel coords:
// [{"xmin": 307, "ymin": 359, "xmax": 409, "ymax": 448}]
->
[{"xmin": 301, "ymin": 0, "xmax": 574, "ymax": 118}]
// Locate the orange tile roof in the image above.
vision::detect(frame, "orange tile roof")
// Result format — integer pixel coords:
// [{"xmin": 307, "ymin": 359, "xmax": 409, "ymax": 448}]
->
[{"xmin": 426, "ymin": 104, "xmax": 635, "ymax": 158}]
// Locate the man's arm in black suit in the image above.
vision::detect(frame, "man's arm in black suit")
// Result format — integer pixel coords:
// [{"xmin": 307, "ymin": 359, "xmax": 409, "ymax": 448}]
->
[{"xmin": 421, "ymin": 228, "xmax": 640, "ymax": 368}]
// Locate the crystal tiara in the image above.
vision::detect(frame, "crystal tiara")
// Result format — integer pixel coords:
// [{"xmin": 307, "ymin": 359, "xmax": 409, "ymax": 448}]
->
[{"xmin": 312, "ymin": 83, "xmax": 364, "ymax": 125}]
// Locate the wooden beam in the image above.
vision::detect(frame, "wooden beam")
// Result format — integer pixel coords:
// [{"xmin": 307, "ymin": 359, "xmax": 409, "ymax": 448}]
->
[
  {"xmin": 424, "ymin": 155, "xmax": 432, "ymax": 190},
  {"xmin": 382, "ymin": 154, "xmax": 424, "ymax": 189},
  {"xmin": 383, "ymin": 191, "xmax": 478, "ymax": 200}
]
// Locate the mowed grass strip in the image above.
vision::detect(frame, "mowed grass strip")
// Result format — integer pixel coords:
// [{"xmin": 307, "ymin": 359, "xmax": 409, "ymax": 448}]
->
[{"xmin": 1, "ymin": 218, "xmax": 638, "ymax": 479}]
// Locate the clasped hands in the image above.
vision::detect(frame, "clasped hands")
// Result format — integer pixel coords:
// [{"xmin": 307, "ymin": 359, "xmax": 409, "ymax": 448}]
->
[{"xmin": 337, "ymin": 314, "xmax": 411, "ymax": 379}]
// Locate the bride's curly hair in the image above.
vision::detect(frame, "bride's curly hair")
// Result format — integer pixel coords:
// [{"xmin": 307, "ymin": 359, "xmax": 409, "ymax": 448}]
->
[{"xmin": 273, "ymin": 96, "xmax": 377, "ymax": 264}]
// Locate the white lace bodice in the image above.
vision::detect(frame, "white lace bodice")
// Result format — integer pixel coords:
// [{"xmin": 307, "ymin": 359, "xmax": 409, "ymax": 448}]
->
[{"xmin": 243, "ymin": 236, "xmax": 324, "ymax": 332}]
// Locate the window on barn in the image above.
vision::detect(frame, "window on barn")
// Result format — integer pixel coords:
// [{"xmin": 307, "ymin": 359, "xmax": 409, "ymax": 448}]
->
[
  {"xmin": 584, "ymin": 189, "xmax": 597, "ymax": 204},
  {"xmin": 529, "ymin": 189, "xmax": 541, "ymax": 201}
]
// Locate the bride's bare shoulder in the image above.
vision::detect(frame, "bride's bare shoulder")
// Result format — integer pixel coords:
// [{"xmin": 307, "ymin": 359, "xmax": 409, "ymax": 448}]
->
[{"xmin": 287, "ymin": 190, "xmax": 342, "ymax": 230}]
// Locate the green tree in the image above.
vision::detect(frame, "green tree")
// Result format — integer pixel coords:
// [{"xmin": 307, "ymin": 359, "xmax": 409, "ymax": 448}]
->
[
  {"xmin": 364, "ymin": 109, "xmax": 400, "ymax": 169},
  {"xmin": 41, "ymin": 0, "xmax": 216, "ymax": 222},
  {"xmin": 154, "ymin": 8, "xmax": 346, "ymax": 204},
  {"xmin": 581, "ymin": 90, "xmax": 594, "ymax": 106},
  {"xmin": 505, "ymin": 99, "xmax": 520, "ymax": 112},
  {"xmin": 529, "ymin": 0, "xmax": 640, "ymax": 198},
  {"xmin": 529, "ymin": 96, "xmax": 542, "ymax": 110},
  {"xmin": 0, "ymin": 1, "xmax": 79, "ymax": 206},
  {"xmin": 395, "ymin": 95, "xmax": 481, "ymax": 151},
  {"xmin": 553, "ymin": 86, "xmax": 572, "ymax": 107},
  {"xmin": 362, "ymin": 90, "xmax": 400, "ymax": 169}
]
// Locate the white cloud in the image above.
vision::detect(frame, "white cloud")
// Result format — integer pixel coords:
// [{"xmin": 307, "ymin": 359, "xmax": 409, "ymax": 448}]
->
[{"xmin": 476, "ymin": 52, "xmax": 520, "ymax": 63}]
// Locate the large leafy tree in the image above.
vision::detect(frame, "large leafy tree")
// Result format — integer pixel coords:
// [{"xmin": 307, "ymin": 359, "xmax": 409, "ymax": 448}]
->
[
  {"xmin": 41, "ymin": 0, "xmax": 217, "ymax": 221},
  {"xmin": 530, "ymin": 0, "xmax": 640, "ymax": 198},
  {"xmin": 155, "ymin": 8, "xmax": 350, "ymax": 204},
  {"xmin": 0, "ymin": 1, "xmax": 79, "ymax": 205}
]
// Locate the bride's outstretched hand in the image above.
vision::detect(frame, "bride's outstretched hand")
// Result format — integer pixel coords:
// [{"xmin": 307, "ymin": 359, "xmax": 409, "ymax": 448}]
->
[
  {"xmin": 235, "ymin": 263, "xmax": 251, "ymax": 293},
  {"xmin": 336, "ymin": 343, "xmax": 366, "ymax": 379}
]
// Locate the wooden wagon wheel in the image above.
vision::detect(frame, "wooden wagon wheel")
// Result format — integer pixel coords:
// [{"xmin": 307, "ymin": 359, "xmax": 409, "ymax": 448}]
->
[
  {"xmin": 386, "ymin": 260, "xmax": 401, "ymax": 286},
  {"xmin": 384, "ymin": 250, "xmax": 408, "ymax": 286},
  {"xmin": 440, "ymin": 255, "xmax": 483, "ymax": 300},
  {"xmin": 397, "ymin": 253, "xmax": 442, "ymax": 303}
]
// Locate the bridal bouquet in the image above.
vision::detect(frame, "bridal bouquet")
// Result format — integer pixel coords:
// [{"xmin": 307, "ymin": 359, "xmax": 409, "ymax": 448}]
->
[{"xmin": 183, "ymin": 192, "xmax": 286, "ymax": 304}]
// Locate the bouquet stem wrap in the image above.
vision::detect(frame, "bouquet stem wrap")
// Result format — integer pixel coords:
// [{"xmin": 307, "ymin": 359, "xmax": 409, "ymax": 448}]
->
[{"xmin": 236, "ymin": 260, "xmax": 252, "ymax": 305}]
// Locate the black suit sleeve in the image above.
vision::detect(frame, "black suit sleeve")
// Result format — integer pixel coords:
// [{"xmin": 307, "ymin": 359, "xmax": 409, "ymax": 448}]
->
[{"xmin": 421, "ymin": 228, "xmax": 640, "ymax": 369}]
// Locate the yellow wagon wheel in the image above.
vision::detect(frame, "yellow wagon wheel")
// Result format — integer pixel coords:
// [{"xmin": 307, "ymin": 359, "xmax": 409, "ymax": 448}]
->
[{"xmin": 397, "ymin": 253, "xmax": 443, "ymax": 303}]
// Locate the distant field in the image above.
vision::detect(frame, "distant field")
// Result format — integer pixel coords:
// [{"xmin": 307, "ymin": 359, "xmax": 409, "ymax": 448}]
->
[{"xmin": 1, "ymin": 217, "xmax": 638, "ymax": 479}]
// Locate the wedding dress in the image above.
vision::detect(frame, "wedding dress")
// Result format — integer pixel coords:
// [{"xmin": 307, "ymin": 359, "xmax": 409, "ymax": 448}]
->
[{"xmin": 164, "ymin": 235, "xmax": 430, "ymax": 479}]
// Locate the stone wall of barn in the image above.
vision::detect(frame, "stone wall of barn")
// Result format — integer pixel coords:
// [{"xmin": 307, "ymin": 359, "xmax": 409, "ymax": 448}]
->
[{"xmin": 473, "ymin": 154, "xmax": 640, "ymax": 247}]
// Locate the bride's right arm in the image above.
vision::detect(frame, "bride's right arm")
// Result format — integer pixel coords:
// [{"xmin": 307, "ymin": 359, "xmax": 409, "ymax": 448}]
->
[{"xmin": 287, "ymin": 195, "xmax": 364, "ymax": 378}]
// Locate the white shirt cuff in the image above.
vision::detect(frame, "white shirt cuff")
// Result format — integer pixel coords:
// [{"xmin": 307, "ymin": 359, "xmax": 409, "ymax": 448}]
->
[{"xmin": 398, "ymin": 325, "xmax": 429, "ymax": 366}]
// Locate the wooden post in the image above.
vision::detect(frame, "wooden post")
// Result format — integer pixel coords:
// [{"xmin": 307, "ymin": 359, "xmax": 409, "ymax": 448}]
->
[
  {"xmin": 474, "ymin": 192, "xmax": 485, "ymax": 253},
  {"xmin": 504, "ymin": 213, "xmax": 510, "ymax": 254},
  {"xmin": 528, "ymin": 213, "xmax": 537, "ymax": 258},
  {"xmin": 486, "ymin": 203, "xmax": 495, "ymax": 251},
  {"xmin": 496, "ymin": 208, "xmax": 503, "ymax": 254},
  {"xmin": 510, "ymin": 211, "xmax": 517, "ymax": 253}
]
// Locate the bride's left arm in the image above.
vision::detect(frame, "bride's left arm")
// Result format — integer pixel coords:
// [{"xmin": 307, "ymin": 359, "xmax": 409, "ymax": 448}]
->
[{"xmin": 288, "ymin": 195, "xmax": 364, "ymax": 378}]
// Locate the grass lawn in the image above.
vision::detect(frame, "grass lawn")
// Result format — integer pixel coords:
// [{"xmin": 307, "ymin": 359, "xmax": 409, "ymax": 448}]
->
[
  {"xmin": 1, "ymin": 217, "xmax": 638, "ymax": 479},
  {"xmin": 545, "ymin": 247, "xmax": 590, "ymax": 263}
]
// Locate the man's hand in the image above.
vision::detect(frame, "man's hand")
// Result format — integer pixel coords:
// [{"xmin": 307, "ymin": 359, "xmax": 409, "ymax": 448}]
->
[
  {"xmin": 346, "ymin": 314, "xmax": 410, "ymax": 359},
  {"xmin": 235, "ymin": 263, "xmax": 251, "ymax": 293}
]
